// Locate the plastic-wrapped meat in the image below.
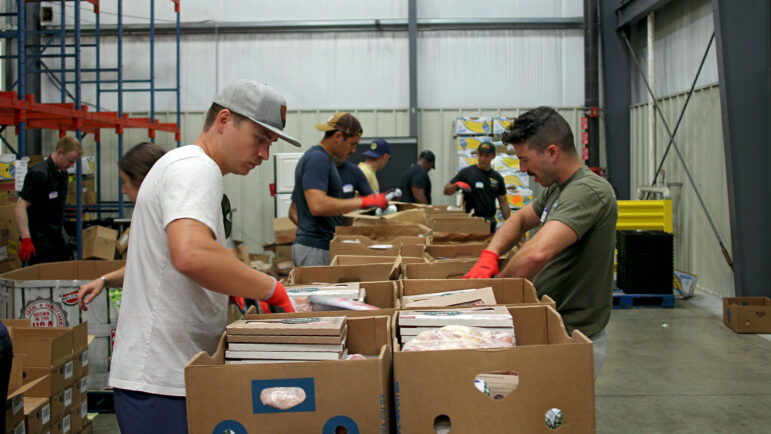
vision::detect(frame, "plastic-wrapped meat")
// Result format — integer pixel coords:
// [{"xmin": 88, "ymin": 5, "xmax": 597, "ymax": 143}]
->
[
  {"xmin": 402, "ymin": 325, "xmax": 514, "ymax": 352},
  {"xmin": 290, "ymin": 297, "xmax": 313, "ymax": 312},
  {"xmin": 345, "ymin": 353, "xmax": 367, "ymax": 360},
  {"xmin": 259, "ymin": 387, "xmax": 307, "ymax": 410}
]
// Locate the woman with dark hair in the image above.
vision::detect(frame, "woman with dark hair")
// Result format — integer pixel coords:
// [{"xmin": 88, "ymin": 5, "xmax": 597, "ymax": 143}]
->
[{"xmin": 77, "ymin": 142, "xmax": 166, "ymax": 310}]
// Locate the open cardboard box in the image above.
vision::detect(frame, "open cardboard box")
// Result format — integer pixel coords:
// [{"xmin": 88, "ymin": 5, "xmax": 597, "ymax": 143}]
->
[
  {"xmin": 430, "ymin": 232, "xmax": 493, "ymax": 245},
  {"xmin": 273, "ymin": 217, "xmax": 297, "ymax": 244},
  {"xmin": 335, "ymin": 223, "xmax": 431, "ymax": 240},
  {"xmin": 425, "ymin": 243, "xmax": 488, "ymax": 261},
  {"xmin": 331, "ymin": 255, "xmax": 426, "ymax": 267},
  {"xmin": 393, "ymin": 304, "xmax": 595, "ymax": 432},
  {"xmin": 6, "ymin": 355, "xmax": 47, "ymax": 434},
  {"xmin": 330, "ymin": 235, "xmax": 426, "ymax": 260},
  {"xmin": 343, "ymin": 202, "xmax": 427, "ymax": 226},
  {"xmin": 288, "ymin": 260, "xmax": 401, "ymax": 284},
  {"xmin": 283, "ymin": 280, "xmax": 400, "ymax": 311},
  {"xmin": 398, "ymin": 278, "xmax": 554, "ymax": 308},
  {"xmin": 723, "ymin": 297, "xmax": 771, "ymax": 333},
  {"xmin": 403, "ymin": 258, "xmax": 509, "ymax": 279},
  {"xmin": 185, "ymin": 315, "xmax": 393, "ymax": 434},
  {"xmin": 427, "ymin": 216, "xmax": 491, "ymax": 234}
]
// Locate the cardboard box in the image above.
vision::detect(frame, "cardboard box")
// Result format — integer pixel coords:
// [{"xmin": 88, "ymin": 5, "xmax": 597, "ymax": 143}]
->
[
  {"xmin": 6, "ymin": 356, "xmax": 47, "ymax": 434},
  {"xmin": 723, "ymin": 297, "xmax": 771, "ymax": 333},
  {"xmin": 428, "ymin": 216, "xmax": 491, "ymax": 234},
  {"xmin": 185, "ymin": 316, "xmax": 393, "ymax": 434},
  {"xmin": 24, "ymin": 397, "xmax": 51, "ymax": 434},
  {"xmin": 289, "ymin": 280, "xmax": 399, "ymax": 310},
  {"xmin": 456, "ymin": 136, "xmax": 493, "ymax": 151},
  {"xmin": 393, "ymin": 305, "xmax": 595, "ymax": 432},
  {"xmin": 49, "ymin": 385, "xmax": 74, "ymax": 422},
  {"xmin": 430, "ymin": 232, "xmax": 493, "ymax": 245},
  {"xmin": 80, "ymin": 419, "xmax": 93, "ymax": 434},
  {"xmin": 330, "ymin": 235, "xmax": 426, "ymax": 260},
  {"xmin": 69, "ymin": 398, "xmax": 88, "ymax": 434},
  {"xmin": 273, "ymin": 217, "xmax": 297, "ymax": 244},
  {"xmin": 72, "ymin": 375, "xmax": 88, "ymax": 408},
  {"xmin": 289, "ymin": 260, "xmax": 400, "ymax": 285},
  {"xmin": 82, "ymin": 225, "xmax": 118, "ymax": 260},
  {"xmin": 403, "ymin": 258, "xmax": 509, "ymax": 279},
  {"xmin": 22, "ymin": 356, "xmax": 76, "ymax": 396},
  {"xmin": 425, "ymin": 243, "xmax": 487, "ymax": 261},
  {"xmin": 492, "ymin": 116, "xmax": 515, "ymax": 135},
  {"xmin": 0, "ymin": 260, "xmax": 125, "ymax": 389},
  {"xmin": 115, "ymin": 227, "xmax": 130, "ymax": 256},
  {"xmin": 50, "ymin": 413, "xmax": 71, "ymax": 434},
  {"xmin": 11, "ymin": 327, "xmax": 74, "ymax": 368},
  {"xmin": 399, "ymin": 278, "xmax": 553, "ymax": 308},
  {"xmin": 334, "ymin": 223, "xmax": 431, "ymax": 240},
  {"xmin": 0, "ymin": 179, "xmax": 16, "ymax": 206},
  {"xmin": 74, "ymin": 348, "xmax": 89, "ymax": 378},
  {"xmin": 343, "ymin": 202, "xmax": 427, "ymax": 226},
  {"xmin": 423, "ymin": 205, "xmax": 468, "ymax": 217},
  {"xmin": 453, "ymin": 117, "xmax": 492, "ymax": 135},
  {"xmin": 66, "ymin": 175, "xmax": 96, "ymax": 206}
]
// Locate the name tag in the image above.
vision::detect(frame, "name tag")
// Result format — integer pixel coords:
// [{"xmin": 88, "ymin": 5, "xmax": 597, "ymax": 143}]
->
[
  {"xmin": 49, "ymin": 191, "xmax": 59, "ymax": 199},
  {"xmin": 342, "ymin": 184, "xmax": 354, "ymax": 193},
  {"xmin": 475, "ymin": 181, "xmax": 484, "ymax": 189}
]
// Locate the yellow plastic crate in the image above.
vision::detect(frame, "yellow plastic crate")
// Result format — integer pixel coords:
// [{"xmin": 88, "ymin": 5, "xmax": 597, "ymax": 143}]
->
[{"xmin": 617, "ymin": 199, "xmax": 672, "ymax": 233}]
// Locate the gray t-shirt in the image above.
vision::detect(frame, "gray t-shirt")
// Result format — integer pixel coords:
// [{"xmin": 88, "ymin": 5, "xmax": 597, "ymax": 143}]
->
[{"xmin": 531, "ymin": 166, "xmax": 617, "ymax": 337}]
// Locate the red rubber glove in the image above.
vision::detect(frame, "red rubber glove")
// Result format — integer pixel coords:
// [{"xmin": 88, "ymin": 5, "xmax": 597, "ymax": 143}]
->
[
  {"xmin": 361, "ymin": 193, "xmax": 388, "ymax": 210},
  {"xmin": 454, "ymin": 181, "xmax": 472, "ymax": 193},
  {"xmin": 263, "ymin": 281, "xmax": 295, "ymax": 313},
  {"xmin": 463, "ymin": 249, "xmax": 500, "ymax": 279},
  {"xmin": 19, "ymin": 238, "xmax": 36, "ymax": 262}
]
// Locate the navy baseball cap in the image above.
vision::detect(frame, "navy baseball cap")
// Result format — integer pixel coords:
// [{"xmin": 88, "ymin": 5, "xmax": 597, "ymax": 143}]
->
[
  {"xmin": 364, "ymin": 138, "xmax": 391, "ymax": 158},
  {"xmin": 477, "ymin": 142, "xmax": 496, "ymax": 154}
]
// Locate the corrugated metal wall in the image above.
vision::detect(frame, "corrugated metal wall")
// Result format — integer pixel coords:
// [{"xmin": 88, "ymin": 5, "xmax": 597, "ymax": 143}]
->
[{"xmin": 630, "ymin": 84, "xmax": 732, "ymax": 297}]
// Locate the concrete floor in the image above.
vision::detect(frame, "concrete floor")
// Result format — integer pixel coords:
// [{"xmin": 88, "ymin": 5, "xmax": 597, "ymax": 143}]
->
[{"xmin": 89, "ymin": 292, "xmax": 771, "ymax": 433}]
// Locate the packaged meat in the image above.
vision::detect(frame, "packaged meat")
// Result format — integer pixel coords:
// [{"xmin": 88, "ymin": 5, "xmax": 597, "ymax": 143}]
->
[
  {"xmin": 259, "ymin": 387, "xmax": 307, "ymax": 410},
  {"xmin": 401, "ymin": 325, "xmax": 514, "ymax": 352}
]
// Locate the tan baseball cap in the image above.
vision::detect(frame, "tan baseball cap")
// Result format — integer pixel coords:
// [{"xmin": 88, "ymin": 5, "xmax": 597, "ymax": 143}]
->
[{"xmin": 315, "ymin": 112, "xmax": 363, "ymax": 136}]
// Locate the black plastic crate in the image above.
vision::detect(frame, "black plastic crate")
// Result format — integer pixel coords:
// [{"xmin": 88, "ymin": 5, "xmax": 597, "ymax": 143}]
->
[{"xmin": 616, "ymin": 230, "xmax": 673, "ymax": 295}]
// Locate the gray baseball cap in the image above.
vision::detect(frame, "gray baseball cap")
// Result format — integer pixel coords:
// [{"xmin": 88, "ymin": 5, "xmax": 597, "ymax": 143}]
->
[{"xmin": 213, "ymin": 79, "xmax": 301, "ymax": 147}]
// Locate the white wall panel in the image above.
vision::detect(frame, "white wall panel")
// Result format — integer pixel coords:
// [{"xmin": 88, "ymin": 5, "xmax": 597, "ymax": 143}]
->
[
  {"xmin": 630, "ymin": 84, "xmax": 733, "ymax": 297},
  {"xmin": 419, "ymin": 30, "xmax": 585, "ymax": 107},
  {"xmin": 419, "ymin": 0, "xmax": 582, "ymax": 18},
  {"xmin": 630, "ymin": 0, "xmax": 718, "ymax": 105}
]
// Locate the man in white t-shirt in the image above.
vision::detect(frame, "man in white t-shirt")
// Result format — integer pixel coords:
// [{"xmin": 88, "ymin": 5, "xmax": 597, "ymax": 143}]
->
[{"xmin": 108, "ymin": 80, "xmax": 299, "ymax": 433}]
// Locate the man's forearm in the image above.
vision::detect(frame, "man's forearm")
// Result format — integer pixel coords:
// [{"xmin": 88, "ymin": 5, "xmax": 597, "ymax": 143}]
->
[
  {"xmin": 486, "ymin": 213, "xmax": 526, "ymax": 255},
  {"xmin": 14, "ymin": 201, "xmax": 31, "ymax": 238}
]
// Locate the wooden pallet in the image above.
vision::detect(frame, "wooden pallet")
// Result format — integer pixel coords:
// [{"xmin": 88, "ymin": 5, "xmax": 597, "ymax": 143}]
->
[{"xmin": 612, "ymin": 291, "xmax": 675, "ymax": 309}]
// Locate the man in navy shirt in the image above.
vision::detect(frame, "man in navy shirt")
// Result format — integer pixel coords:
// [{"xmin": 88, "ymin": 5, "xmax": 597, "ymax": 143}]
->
[
  {"xmin": 399, "ymin": 150, "xmax": 435, "ymax": 204},
  {"xmin": 292, "ymin": 112, "xmax": 388, "ymax": 266},
  {"xmin": 444, "ymin": 142, "xmax": 510, "ymax": 232}
]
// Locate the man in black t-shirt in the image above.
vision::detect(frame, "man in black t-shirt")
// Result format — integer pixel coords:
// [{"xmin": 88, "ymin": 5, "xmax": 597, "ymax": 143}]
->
[
  {"xmin": 444, "ymin": 142, "xmax": 509, "ymax": 232},
  {"xmin": 399, "ymin": 150, "xmax": 435, "ymax": 204},
  {"xmin": 16, "ymin": 136, "xmax": 83, "ymax": 265}
]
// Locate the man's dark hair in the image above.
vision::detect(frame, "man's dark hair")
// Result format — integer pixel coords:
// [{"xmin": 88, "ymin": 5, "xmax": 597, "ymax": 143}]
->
[
  {"xmin": 203, "ymin": 103, "xmax": 249, "ymax": 131},
  {"xmin": 501, "ymin": 106, "xmax": 576, "ymax": 154},
  {"xmin": 119, "ymin": 142, "xmax": 166, "ymax": 187},
  {"xmin": 324, "ymin": 130, "xmax": 358, "ymax": 140}
]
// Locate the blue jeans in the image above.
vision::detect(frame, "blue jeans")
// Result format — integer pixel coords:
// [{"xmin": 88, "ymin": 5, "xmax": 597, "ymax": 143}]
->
[{"xmin": 114, "ymin": 388, "xmax": 188, "ymax": 434}]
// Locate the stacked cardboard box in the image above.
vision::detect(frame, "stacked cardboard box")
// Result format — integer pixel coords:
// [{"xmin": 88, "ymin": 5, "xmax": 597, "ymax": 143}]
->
[
  {"xmin": 399, "ymin": 278, "xmax": 554, "ymax": 308},
  {"xmin": 723, "ymin": 297, "xmax": 771, "ymax": 333},
  {"xmin": 342, "ymin": 202, "xmax": 427, "ymax": 226},
  {"xmin": 0, "ymin": 205, "xmax": 22, "ymax": 271},
  {"xmin": 7, "ymin": 320, "xmax": 90, "ymax": 433},
  {"xmin": 329, "ymin": 235, "xmax": 426, "ymax": 260},
  {"xmin": 224, "ymin": 316, "xmax": 348, "ymax": 364},
  {"xmin": 264, "ymin": 217, "xmax": 296, "ymax": 276}
]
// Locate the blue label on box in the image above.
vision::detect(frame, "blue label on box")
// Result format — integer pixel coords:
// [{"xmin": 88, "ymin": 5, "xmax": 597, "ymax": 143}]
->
[
  {"xmin": 252, "ymin": 378, "xmax": 316, "ymax": 414},
  {"xmin": 323, "ymin": 415, "xmax": 359, "ymax": 434},
  {"xmin": 212, "ymin": 420, "xmax": 247, "ymax": 434}
]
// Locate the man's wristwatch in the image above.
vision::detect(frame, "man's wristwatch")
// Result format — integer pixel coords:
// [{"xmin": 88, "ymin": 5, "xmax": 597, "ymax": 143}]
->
[{"xmin": 100, "ymin": 276, "xmax": 108, "ymax": 287}]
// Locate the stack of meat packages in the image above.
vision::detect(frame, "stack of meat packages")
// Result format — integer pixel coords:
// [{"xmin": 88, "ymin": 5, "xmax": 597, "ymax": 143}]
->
[
  {"xmin": 397, "ymin": 306, "xmax": 515, "ymax": 351},
  {"xmin": 224, "ymin": 316, "xmax": 348, "ymax": 364},
  {"xmin": 285, "ymin": 284, "xmax": 369, "ymax": 312}
]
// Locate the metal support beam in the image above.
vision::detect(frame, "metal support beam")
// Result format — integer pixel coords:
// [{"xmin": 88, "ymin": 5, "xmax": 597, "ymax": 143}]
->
[
  {"xmin": 616, "ymin": 0, "xmax": 675, "ymax": 29},
  {"xmin": 713, "ymin": 0, "xmax": 770, "ymax": 297},
  {"xmin": 408, "ymin": 0, "xmax": 417, "ymax": 138},
  {"xmin": 584, "ymin": 0, "xmax": 600, "ymax": 167},
  {"xmin": 71, "ymin": 17, "xmax": 584, "ymax": 37},
  {"xmin": 599, "ymin": 0, "xmax": 631, "ymax": 199}
]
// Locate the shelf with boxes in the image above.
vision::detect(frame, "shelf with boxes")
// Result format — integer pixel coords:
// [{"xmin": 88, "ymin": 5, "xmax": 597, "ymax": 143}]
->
[{"xmin": 452, "ymin": 116, "xmax": 533, "ymax": 228}]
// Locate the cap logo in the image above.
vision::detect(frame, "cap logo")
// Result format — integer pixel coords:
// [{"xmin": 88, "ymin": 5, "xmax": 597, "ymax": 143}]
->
[
  {"xmin": 371, "ymin": 143, "xmax": 377, "ymax": 150},
  {"xmin": 280, "ymin": 105, "xmax": 287, "ymax": 128}
]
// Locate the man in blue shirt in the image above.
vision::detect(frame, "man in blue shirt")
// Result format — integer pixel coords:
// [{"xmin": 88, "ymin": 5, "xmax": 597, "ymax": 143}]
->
[{"xmin": 292, "ymin": 112, "xmax": 388, "ymax": 266}]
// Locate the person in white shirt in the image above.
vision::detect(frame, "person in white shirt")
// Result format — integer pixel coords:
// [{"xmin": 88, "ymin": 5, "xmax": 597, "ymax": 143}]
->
[{"xmin": 108, "ymin": 80, "xmax": 298, "ymax": 433}]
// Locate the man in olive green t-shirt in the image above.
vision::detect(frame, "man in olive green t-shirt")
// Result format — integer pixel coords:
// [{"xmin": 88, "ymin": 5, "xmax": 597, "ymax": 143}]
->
[{"xmin": 464, "ymin": 107, "xmax": 617, "ymax": 379}]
